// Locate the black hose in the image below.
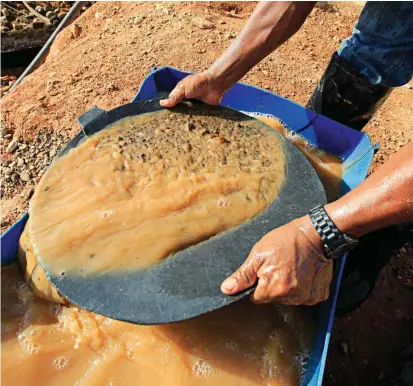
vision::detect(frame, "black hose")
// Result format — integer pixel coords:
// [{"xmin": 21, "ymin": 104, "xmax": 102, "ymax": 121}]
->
[{"xmin": 7, "ymin": 1, "xmax": 84, "ymax": 94}]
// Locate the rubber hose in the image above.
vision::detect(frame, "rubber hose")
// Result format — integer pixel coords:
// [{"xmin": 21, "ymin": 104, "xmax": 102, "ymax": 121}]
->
[{"xmin": 7, "ymin": 1, "xmax": 84, "ymax": 94}]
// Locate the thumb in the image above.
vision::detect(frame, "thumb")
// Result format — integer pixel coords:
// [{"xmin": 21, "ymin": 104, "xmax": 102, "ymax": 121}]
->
[
  {"xmin": 160, "ymin": 84, "xmax": 185, "ymax": 108},
  {"xmin": 221, "ymin": 258, "xmax": 259, "ymax": 295}
]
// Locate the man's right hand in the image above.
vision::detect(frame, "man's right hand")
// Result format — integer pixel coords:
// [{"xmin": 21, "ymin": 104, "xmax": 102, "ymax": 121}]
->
[{"xmin": 159, "ymin": 72, "xmax": 225, "ymax": 108}]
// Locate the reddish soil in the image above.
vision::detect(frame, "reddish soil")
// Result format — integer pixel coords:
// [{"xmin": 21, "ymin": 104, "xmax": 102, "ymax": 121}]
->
[{"xmin": 1, "ymin": 2, "xmax": 412, "ymax": 385}]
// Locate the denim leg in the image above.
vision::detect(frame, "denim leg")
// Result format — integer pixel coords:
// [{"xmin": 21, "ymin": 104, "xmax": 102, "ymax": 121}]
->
[{"xmin": 338, "ymin": 1, "xmax": 413, "ymax": 87}]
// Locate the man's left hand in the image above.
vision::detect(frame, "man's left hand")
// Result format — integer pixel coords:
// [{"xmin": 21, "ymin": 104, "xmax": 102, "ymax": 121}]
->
[{"xmin": 221, "ymin": 216, "xmax": 333, "ymax": 305}]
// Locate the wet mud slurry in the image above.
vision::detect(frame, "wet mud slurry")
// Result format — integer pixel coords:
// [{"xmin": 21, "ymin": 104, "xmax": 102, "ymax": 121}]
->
[
  {"xmin": 1, "ymin": 263, "xmax": 315, "ymax": 386},
  {"xmin": 28, "ymin": 110, "xmax": 286, "ymax": 276},
  {"xmin": 254, "ymin": 116, "xmax": 343, "ymax": 202},
  {"xmin": 1, "ymin": 109, "xmax": 337, "ymax": 385}
]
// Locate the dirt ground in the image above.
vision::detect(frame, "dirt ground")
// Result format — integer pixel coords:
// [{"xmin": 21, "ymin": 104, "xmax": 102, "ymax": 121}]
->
[{"xmin": 1, "ymin": 2, "xmax": 412, "ymax": 385}]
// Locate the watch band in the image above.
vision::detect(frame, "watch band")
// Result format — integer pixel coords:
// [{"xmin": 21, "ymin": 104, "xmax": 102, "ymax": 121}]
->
[{"xmin": 308, "ymin": 205, "xmax": 356, "ymax": 259}]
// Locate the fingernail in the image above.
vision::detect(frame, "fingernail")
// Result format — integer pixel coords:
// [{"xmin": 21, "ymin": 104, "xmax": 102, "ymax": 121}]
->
[
  {"xmin": 221, "ymin": 278, "xmax": 237, "ymax": 293},
  {"xmin": 160, "ymin": 100, "xmax": 167, "ymax": 106}
]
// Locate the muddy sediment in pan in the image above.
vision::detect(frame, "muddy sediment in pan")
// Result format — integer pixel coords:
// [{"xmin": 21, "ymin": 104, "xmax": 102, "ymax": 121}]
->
[{"xmin": 28, "ymin": 108, "xmax": 287, "ymax": 275}]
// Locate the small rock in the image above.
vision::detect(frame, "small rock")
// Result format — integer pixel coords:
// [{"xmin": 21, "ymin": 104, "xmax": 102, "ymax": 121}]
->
[
  {"xmin": 19, "ymin": 144, "xmax": 28, "ymax": 150},
  {"xmin": 134, "ymin": 16, "xmax": 143, "ymax": 25},
  {"xmin": 4, "ymin": 168, "xmax": 12, "ymax": 176},
  {"xmin": 207, "ymin": 39, "xmax": 215, "ymax": 44},
  {"xmin": 23, "ymin": 187, "xmax": 34, "ymax": 201},
  {"xmin": 70, "ymin": 23, "xmax": 82, "ymax": 38},
  {"xmin": 6, "ymin": 140, "xmax": 18, "ymax": 154},
  {"xmin": 12, "ymin": 23, "xmax": 23, "ymax": 31},
  {"xmin": 46, "ymin": 11, "xmax": 56, "ymax": 19},
  {"xmin": 35, "ymin": 5, "xmax": 44, "ymax": 14},
  {"xmin": 44, "ymin": 4, "xmax": 53, "ymax": 13},
  {"xmin": 4, "ymin": 134, "xmax": 12, "ymax": 140},
  {"xmin": 192, "ymin": 17, "xmax": 214, "ymax": 29},
  {"xmin": 49, "ymin": 147, "xmax": 58, "ymax": 158},
  {"xmin": 227, "ymin": 32, "xmax": 236, "ymax": 39},
  {"xmin": 32, "ymin": 20, "xmax": 45, "ymax": 29},
  {"xmin": 400, "ymin": 246, "xmax": 407, "ymax": 254},
  {"xmin": 17, "ymin": 158, "xmax": 24, "ymax": 167},
  {"xmin": 11, "ymin": 173, "xmax": 19, "ymax": 182},
  {"xmin": 52, "ymin": 19, "xmax": 60, "ymax": 26},
  {"xmin": 19, "ymin": 171, "xmax": 30, "ymax": 182},
  {"xmin": 58, "ymin": 11, "xmax": 67, "ymax": 21},
  {"xmin": 218, "ymin": 19, "xmax": 226, "ymax": 24},
  {"xmin": 198, "ymin": 49, "xmax": 206, "ymax": 54},
  {"xmin": 262, "ymin": 70, "xmax": 269, "ymax": 76},
  {"xmin": 403, "ymin": 84, "xmax": 413, "ymax": 90}
]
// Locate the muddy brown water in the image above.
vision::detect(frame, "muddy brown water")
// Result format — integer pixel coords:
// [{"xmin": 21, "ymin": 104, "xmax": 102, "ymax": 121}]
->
[
  {"xmin": 1, "ymin": 110, "xmax": 343, "ymax": 386},
  {"xmin": 1, "ymin": 262, "xmax": 314, "ymax": 386}
]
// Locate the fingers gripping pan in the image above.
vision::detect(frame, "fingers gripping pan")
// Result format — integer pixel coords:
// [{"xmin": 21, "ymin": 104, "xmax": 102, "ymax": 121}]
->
[{"xmin": 45, "ymin": 98, "xmax": 326, "ymax": 325}]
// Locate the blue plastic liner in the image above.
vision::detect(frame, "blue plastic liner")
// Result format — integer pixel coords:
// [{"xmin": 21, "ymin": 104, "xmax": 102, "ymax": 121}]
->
[{"xmin": 1, "ymin": 66, "xmax": 374, "ymax": 386}]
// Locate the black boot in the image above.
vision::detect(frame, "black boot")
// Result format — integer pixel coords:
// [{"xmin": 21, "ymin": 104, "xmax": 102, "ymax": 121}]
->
[
  {"xmin": 307, "ymin": 52, "xmax": 393, "ymax": 131},
  {"xmin": 307, "ymin": 52, "xmax": 399, "ymax": 316}
]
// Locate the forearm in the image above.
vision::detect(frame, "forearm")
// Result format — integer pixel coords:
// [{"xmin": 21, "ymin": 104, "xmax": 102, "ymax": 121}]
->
[
  {"xmin": 325, "ymin": 142, "xmax": 413, "ymax": 237},
  {"xmin": 207, "ymin": 1, "xmax": 315, "ymax": 91}
]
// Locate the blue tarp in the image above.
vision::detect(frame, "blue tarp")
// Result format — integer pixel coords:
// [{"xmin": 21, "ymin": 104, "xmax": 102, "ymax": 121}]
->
[{"xmin": 1, "ymin": 66, "xmax": 374, "ymax": 386}]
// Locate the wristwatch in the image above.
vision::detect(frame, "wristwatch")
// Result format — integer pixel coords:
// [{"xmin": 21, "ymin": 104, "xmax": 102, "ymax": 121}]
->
[{"xmin": 308, "ymin": 205, "xmax": 358, "ymax": 260}]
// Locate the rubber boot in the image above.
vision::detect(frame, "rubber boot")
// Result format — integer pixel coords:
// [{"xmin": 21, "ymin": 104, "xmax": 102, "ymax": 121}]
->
[
  {"xmin": 307, "ymin": 53, "xmax": 397, "ymax": 316},
  {"xmin": 307, "ymin": 52, "xmax": 393, "ymax": 131}
]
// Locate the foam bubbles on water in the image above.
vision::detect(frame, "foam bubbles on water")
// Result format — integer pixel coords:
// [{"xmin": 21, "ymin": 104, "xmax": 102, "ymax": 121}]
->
[
  {"xmin": 99, "ymin": 209, "xmax": 115, "ymax": 219},
  {"xmin": 284, "ymin": 130, "xmax": 302, "ymax": 143},
  {"xmin": 240, "ymin": 111, "xmax": 288, "ymax": 129},
  {"xmin": 225, "ymin": 340, "xmax": 239, "ymax": 351},
  {"xmin": 54, "ymin": 356, "xmax": 70, "ymax": 370},
  {"xmin": 239, "ymin": 111, "xmax": 277, "ymax": 121},
  {"xmin": 244, "ymin": 352, "xmax": 257, "ymax": 360},
  {"xmin": 192, "ymin": 358, "xmax": 214, "ymax": 377},
  {"xmin": 126, "ymin": 348, "xmax": 135, "ymax": 360},
  {"xmin": 18, "ymin": 332, "xmax": 39, "ymax": 355},
  {"xmin": 260, "ymin": 348, "xmax": 277, "ymax": 380},
  {"xmin": 215, "ymin": 199, "xmax": 230, "ymax": 208},
  {"xmin": 294, "ymin": 347, "xmax": 310, "ymax": 380},
  {"xmin": 106, "ymin": 378, "xmax": 116, "ymax": 386}
]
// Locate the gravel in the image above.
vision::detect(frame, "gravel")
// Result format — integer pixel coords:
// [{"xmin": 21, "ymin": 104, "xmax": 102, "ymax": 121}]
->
[{"xmin": 1, "ymin": 131, "xmax": 70, "ymax": 200}]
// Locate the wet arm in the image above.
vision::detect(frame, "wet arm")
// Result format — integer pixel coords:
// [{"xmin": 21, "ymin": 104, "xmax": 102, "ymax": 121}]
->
[
  {"xmin": 325, "ymin": 142, "xmax": 413, "ymax": 237},
  {"xmin": 207, "ymin": 1, "xmax": 315, "ymax": 92}
]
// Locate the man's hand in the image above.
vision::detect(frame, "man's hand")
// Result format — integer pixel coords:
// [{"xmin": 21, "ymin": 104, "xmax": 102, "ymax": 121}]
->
[
  {"xmin": 160, "ymin": 2, "xmax": 315, "ymax": 109},
  {"xmin": 221, "ymin": 216, "xmax": 333, "ymax": 305},
  {"xmin": 160, "ymin": 72, "xmax": 225, "ymax": 108}
]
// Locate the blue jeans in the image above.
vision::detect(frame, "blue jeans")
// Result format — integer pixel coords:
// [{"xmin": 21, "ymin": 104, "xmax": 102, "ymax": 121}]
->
[{"xmin": 338, "ymin": 1, "xmax": 413, "ymax": 87}]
